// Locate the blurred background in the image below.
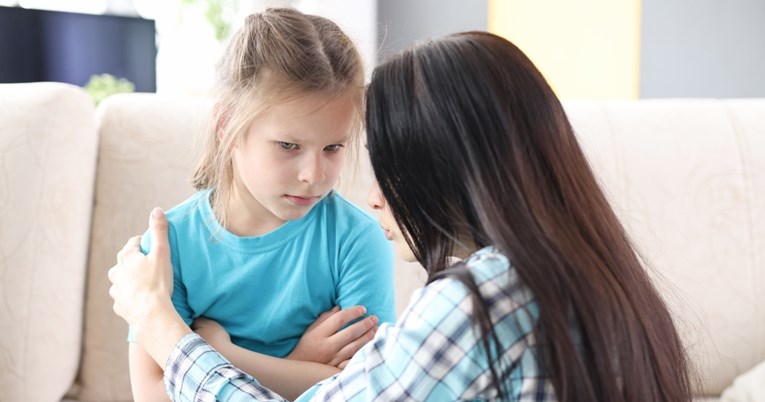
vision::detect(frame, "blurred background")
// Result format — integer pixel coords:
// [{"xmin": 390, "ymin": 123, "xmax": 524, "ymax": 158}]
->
[{"xmin": 0, "ymin": 0, "xmax": 763, "ymax": 101}]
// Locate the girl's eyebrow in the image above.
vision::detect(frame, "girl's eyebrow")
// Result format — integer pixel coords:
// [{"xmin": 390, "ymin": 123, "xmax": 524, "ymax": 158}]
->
[
  {"xmin": 273, "ymin": 134, "xmax": 350, "ymax": 144},
  {"xmin": 317, "ymin": 135, "xmax": 351, "ymax": 144},
  {"xmin": 272, "ymin": 134, "xmax": 301, "ymax": 143},
  {"xmin": 273, "ymin": 134, "xmax": 305, "ymax": 144}
]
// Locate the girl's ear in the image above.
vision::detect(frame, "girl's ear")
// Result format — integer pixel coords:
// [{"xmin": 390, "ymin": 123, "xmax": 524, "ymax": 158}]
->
[{"xmin": 213, "ymin": 102, "xmax": 230, "ymax": 142}]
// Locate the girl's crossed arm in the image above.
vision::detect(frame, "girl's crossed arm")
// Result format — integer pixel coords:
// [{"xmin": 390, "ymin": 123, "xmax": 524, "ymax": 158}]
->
[
  {"xmin": 128, "ymin": 300, "xmax": 377, "ymax": 401},
  {"xmin": 192, "ymin": 308, "xmax": 377, "ymax": 401}
]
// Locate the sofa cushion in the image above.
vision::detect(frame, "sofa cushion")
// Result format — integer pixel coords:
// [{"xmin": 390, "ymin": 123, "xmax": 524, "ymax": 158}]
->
[
  {"xmin": 71, "ymin": 93, "xmax": 212, "ymax": 401},
  {"xmin": 564, "ymin": 99, "xmax": 765, "ymax": 396},
  {"xmin": 0, "ymin": 83, "xmax": 97, "ymax": 402},
  {"xmin": 720, "ymin": 360, "xmax": 765, "ymax": 402}
]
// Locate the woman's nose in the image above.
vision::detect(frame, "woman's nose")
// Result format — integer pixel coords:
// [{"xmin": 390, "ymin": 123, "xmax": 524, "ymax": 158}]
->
[{"xmin": 367, "ymin": 182, "xmax": 384, "ymax": 210}]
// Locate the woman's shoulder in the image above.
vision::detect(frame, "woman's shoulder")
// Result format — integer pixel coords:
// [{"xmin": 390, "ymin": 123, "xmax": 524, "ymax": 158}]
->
[
  {"xmin": 413, "ymin": 247, "xmax": 533, "ymax": 322},
  {"xmin": 390, "ymin": 248, "xmax": 542, "ymax": 401},
  {"xmin": 432, "ymin": 247, "xmax": 515, "ymax": 289},
  {"xmin": 462, "ymin": 246, "xmax": 512, "ymax": 282}
]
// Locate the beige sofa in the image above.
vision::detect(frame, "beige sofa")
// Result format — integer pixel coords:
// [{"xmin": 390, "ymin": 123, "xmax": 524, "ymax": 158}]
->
[{"xmin": 0, "ymin": 82, "xmax": 762, "ymax": 402}]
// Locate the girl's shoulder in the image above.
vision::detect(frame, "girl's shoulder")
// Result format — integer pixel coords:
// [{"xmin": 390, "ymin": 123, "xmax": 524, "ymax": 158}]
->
[
  {"xmin": 318, "ymin": 191, "xmax": 378, "ymax": 228},
  {"xmin": 163, "ymin": 189, "xmax": 211, "ymax": 226}
]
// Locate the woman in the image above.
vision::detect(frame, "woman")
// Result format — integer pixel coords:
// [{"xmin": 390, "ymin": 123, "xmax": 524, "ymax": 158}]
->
[{"xmin": 109, "ymin": 31, "xmax": 693, "ymax": 401}]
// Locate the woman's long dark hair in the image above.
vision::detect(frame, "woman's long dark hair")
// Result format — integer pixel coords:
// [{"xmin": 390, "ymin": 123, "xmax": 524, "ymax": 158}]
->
[{"xmin": 365, "ymin": 31, "xmax": 692, "ymax": 401}]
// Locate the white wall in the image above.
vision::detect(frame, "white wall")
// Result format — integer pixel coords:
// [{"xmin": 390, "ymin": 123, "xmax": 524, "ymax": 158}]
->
[
  {"xmin": 293, "ymin": 0, "xmax": 377, "ymax": 81},
  {"xmin": 640, "ymin": 0, "xmax": 765, "ymax": 98},
  {"xmin": 377, "ymin": 0, "xmax": 487, "ymax": 60},
  {"xmin": 153, "ymin": 0, "xmax": 378, "ymax": 94}
]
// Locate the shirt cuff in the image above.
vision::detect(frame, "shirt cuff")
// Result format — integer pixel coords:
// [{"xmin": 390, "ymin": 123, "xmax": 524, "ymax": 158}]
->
[
  {"xmin": 163, "ymin": 333, "xmax": 287, "ymax": 402},
  {"xmin": 164, "ymin": 333, "xmax": 229, "ymax": 401}
]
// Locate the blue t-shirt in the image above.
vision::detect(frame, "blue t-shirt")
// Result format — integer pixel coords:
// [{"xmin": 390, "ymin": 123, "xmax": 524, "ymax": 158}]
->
[{"xmin": 128, "ymin": 189, "xmax": 396, "ymax": 358}]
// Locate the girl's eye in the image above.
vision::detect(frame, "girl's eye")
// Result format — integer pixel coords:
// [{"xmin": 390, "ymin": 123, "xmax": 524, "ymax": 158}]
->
[
  {"xmin": 279, "ymin": 142, "xmax": 299, "ymax": 151},
  {"xmin": 325, "ymin": 144, "xmax": 345, "ymax": 152}
]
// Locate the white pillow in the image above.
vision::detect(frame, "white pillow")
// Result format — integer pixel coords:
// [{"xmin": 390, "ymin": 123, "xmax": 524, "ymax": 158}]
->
[{"xmin": 720, "ymin": 361, "xmax": 765, "ymax": 402}]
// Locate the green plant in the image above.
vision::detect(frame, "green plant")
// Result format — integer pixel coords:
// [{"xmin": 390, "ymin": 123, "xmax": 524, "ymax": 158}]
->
[
  {"xmin": 84, "ymin": 74, "xmax": 135, "ymax": 105},
  {"xmin": 181, "ymin": 0, "xmax": 237, "ymax": 41}
]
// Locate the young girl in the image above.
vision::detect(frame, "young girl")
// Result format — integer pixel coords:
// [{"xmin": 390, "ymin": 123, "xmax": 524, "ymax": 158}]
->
[
  {"xmin": 126, "ymin": 8, "xmax": 396, "ymax": 402},
  {"xmin": 111, "ymin": 31, "xmax": 692, "ymax": 401}
]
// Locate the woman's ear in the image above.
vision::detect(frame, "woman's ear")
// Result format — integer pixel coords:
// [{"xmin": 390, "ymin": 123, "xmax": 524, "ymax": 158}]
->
[{"xmin": 213, "ymin": 102, "xmax": 230, "ymax": 142}]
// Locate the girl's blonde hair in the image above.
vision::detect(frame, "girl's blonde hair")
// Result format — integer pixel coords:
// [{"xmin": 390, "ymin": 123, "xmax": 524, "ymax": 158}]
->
[{"xmin": 192, "ymin": 8, "xmax": 365, "ymax": 229}]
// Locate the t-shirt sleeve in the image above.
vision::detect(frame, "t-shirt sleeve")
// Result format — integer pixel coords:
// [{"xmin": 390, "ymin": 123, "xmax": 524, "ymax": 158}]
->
[
  {"xmin": 127, "ymin": 221, "xmax": 194, "ymax": 343},
  {"xmin": 334, "ymin": 220, "xmax": 397, "ymax": 325}
]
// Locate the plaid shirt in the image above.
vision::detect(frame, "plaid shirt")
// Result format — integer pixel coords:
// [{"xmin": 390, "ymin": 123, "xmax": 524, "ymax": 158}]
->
[{"xmin": 165, "ymin": 247, "xmax": 556, "ymax": 401}]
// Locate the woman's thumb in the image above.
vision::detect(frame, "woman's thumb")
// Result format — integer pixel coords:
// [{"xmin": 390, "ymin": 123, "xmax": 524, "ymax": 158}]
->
[{"xmin": 148, "ymin": 207, "xmax": 169, "ymax": 259}]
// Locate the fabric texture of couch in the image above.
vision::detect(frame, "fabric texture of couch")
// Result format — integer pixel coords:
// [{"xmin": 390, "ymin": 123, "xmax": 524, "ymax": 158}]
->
[{"xmin": 0, "ymin": 82, "xmax": 762, "ymax": 401}]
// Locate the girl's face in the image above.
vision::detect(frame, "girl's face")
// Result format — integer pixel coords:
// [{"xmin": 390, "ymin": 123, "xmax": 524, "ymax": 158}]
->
[
  {"xmin": 367, "ymin": 181, "xmax": 417, "ymax": 262},
  {"xmin": 229, "ymin": 91, "xmax": 355, "ymax": 235}
]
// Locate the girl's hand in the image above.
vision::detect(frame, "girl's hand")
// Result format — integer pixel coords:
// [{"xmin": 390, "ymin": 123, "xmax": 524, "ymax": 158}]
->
[
  {"xmin": 287, "ymin": 305, "xmax": 379, "ymax": 369},
  {"xmin": 192, "ymin": 317, "xmax": 232, "ymax": 350}
]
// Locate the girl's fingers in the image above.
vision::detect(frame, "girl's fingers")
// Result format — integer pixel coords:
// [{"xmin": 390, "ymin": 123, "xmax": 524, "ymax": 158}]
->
[
  {"xmin": 330, "ymin": 325, "xmax": 377, "ymax": 367},
  {"xmin": 315, "ymin": 305, "xmax": 367, "ymax": 336},
  {"xmin": 330, "ymin": 315, "xmax": 378, "ymax": 349}
]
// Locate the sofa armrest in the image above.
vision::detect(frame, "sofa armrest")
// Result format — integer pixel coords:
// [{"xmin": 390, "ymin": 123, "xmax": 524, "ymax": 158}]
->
[{"xmin": 0, "ymin": 82, "xmax": 98, "ymax": 402}]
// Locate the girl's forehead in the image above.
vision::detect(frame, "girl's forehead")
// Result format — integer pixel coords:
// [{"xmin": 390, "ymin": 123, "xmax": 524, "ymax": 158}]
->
[
  {"xmin": 246, "ymin": 92, "xmax": 356, "ymax": 142},
  {"xmin": 252, "ymin": 86, "xmax": 351, "ymax": 116}
]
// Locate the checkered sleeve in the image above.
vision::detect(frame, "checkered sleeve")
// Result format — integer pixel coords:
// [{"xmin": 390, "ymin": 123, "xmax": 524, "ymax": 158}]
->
[
  {"xmin": 306, "ymin": 278, "xmax": 484, "ymax": 401},
  {"xmin": 305, "ymin": 248, "xmax": 554, "ymax": 401},
  {"xmin": 164, "ymin": 333, "xmax": 287, "ymax": 402}
]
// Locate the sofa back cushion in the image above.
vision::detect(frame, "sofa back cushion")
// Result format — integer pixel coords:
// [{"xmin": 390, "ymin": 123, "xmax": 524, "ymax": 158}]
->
[
  {"xmin": 0, "ymin": 83, "xmax": 97, "ymax": 402},
  {"xmin": 73, "ymin": 94, "xmax": 211, "ymax": 401},
  {"xmin": 565, "ymin": 99, "xmax": 765, "ymax": 396}
]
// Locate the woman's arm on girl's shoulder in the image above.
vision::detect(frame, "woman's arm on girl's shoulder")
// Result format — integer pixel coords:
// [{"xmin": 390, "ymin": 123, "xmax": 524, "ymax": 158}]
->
[{"xmin": 127, "ymin": 220, "xmax": 197, "ymax": 402}]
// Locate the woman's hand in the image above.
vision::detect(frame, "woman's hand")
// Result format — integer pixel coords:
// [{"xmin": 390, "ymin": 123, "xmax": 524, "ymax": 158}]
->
[
  {"xmin": 108, "ymin": 207, "xmax": 191, "ymax": 368},
  {"xmin": 287, "ymin": 305, "xmax": 379, "ymax": 369},
  {"xmin": 109, "ymin": 208, "xmax": 174, "ymax": 329}
]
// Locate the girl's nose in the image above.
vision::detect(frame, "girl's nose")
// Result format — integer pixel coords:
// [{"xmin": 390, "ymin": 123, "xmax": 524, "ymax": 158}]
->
[{"xmin": 298, "ymin": 154, "xmax": 326, "ymax": 184}]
